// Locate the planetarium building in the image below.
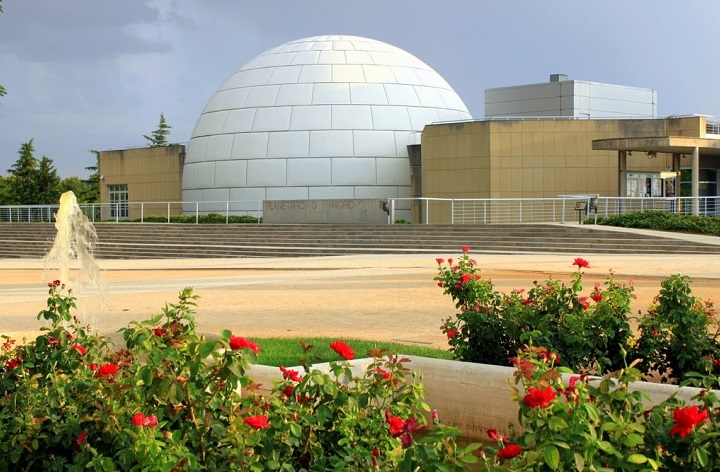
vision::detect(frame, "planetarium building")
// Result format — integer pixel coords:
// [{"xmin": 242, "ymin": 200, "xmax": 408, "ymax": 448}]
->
[{"xmin": 181, "ymin": 35, "xmax": 472, "ymax": 215}]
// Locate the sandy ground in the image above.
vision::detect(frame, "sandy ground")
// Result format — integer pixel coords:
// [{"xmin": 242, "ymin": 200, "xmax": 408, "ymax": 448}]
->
[{"xmin": 2, "ymin": 253, "xmax": 719, "ymax": 351}]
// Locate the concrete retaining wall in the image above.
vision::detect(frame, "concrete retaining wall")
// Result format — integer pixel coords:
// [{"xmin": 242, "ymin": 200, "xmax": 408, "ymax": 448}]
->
[
  {"xmin": 262, "ymin": 199, "xmax": 389, "ymax": 224},
  {"xmin": 247, "ymin": 356, "xmax": 716, "ymax": 440}
]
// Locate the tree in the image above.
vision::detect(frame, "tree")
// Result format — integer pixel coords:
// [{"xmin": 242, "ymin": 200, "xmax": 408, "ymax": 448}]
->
[
  {"xmin": 79, "ymin": 150, "xmax": 101, "ymax": 202},
  {"xmin": 143, "ymin": 112, "xmax": 172, "ymax": 147},
  {"xmin": 34, "ymin": 155, "xmax": 61, "ymax": 204},
  {"xmin": 7, "ymin": 139, "xmax": 39, "ymax": 204},
  {"xmin": 0, "ymin": 176, "xmax": 13, "ymax": 205}
]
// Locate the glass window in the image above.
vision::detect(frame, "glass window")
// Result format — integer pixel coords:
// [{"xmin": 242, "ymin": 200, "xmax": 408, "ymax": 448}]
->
[{"xmin": 108, "ymin": 184, "xmax": 129, "ymax": 219}]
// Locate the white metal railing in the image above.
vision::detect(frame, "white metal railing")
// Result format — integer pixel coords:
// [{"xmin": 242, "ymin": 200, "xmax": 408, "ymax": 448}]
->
[{"xmin": 0, "ymin": 196, "xmax": 718, "ymax": 225}]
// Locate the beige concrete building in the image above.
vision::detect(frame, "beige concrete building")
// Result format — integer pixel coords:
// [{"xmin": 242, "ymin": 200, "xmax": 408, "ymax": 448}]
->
[
  {"xmin": 98, "ymin": 145, "xmax": 185, "ymax": 220},
  {"xmin": 419, "ymin": 116, "xmax": 719, "ymax": 199}
]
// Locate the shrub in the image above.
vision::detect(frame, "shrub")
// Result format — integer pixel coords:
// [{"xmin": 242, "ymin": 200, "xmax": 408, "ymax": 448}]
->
[
  {"xmin": 479, "ymin": 346, "xmax": 720, "ymax": 471},
  {"xmin": 0, "ymin": 282, "xmax": 478, "ymax": 470},
  {"xmin": 437, "ymin": 250, "xmax": 635, "ymax": 374},
  {"xmin": 596, "ymin": 211, "xmax": 720, "ymax": 236},
  {"xmin": 436, "ymin": 249, "xmax": 720, "ymax": 385}
]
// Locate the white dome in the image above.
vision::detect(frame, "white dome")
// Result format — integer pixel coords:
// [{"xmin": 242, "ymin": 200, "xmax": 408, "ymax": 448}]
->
[{"xmin": 182, "ymin": 35, "xmax": 472, "ymax": 211}]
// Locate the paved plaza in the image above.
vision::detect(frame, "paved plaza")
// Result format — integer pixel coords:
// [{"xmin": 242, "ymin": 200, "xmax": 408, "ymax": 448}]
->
[{"xmin": 2, "ymin": 248, "xmax": 719, "ymax": 351}]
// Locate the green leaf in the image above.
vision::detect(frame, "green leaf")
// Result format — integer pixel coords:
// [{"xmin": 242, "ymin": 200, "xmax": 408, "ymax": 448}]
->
[
  {"xmin": 695, "ymin": 447, "xmax": 709, "ymax": 467},
  {"xmin": 626, "ymin": 454, "xmax": 648, "ymax": 464},
  {"xmin": 574, "ymin": 452, "xmax": 585, "ymax": 471},
  {"xmin": 198, "ymin": 340, "xmax": 217, "ymax": 359},
  {"xmin": 544, "ymin": 445, "xmax": 560, "ymax": 470},
  {"xmin": 623, "ymin": 433, "xmax": 644, "ymax": 447},
  {"xmin": 548, "ymin": 416, "xmax": 568, "ymax": 431}
]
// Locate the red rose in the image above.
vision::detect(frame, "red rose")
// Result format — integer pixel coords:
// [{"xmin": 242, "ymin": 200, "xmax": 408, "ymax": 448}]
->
[
  {"xmin": 497, "ymin": 443, "xmax": 523, "ymax": 460},
  {"xmin": 279, "ymin": 365, "xmax": 303, "ymax": 382},
  {"xmin": 229, "ymin": 335, "xmax": 260, "ymax": 354},
  {"xmin": 131, "ymin": 413, "xmax": 145, "ymax": 427},
  {"xmin": 573, "ymin": 257, "xmax": 590, "ymax": 269},
  {"xmin": 329, "ymin": 340, "xmax": 354, "ymax": 360},
  {"xmin": 244, "ymin": 415, "xmax": 270, "ymax": 429},
  {"xmin": 435, "ymin": 258, "xmax": 444, "ymax": 265},
  {"xmin": 460, "ymin": 273, "xmax": 473, "ymax": 284},
  {"xmin": 386, "ymin": 414, "xmax": 404, "ymax": 437},
  {"xmin": 524, "ymin": 386, "xmax": 557, "ymax": 409},
  {"xmin": 71, "ymin": 344, "xmax": 87, "ymax": 356},
  {"xmin": 76, "ymin": 430, "xmax": 87, "ymax": 447},
  {"xmin": 447, "ymin": 328, "xmax": 458, "ymax": 338},
  {"xmin": 376, "ymin": 367, "xmax": 391, "ymax": 379},
  {"xmin": 6, "ymin": 358, "xmax": 21, "ymax": 370},
  {"xmin": 462, "ymin": 246, "xmax": 470, "ymax": 253},
  {"xmin": 152, "ymin": 327, "xmax": 165, "ymax": 337},
  {"xmin": 591, "ymin": 292, "xmax": 602, "ymax": 302},
  {"xmin": 282, "ymin": 385, "xmax": 294, "ymax": 397},
  {"xmin": 670, "ymin": 406, "xmax": 708, "ymax": 438},
  {"xmin": 94, "ymin": 363, "xmax": 119, "ymax": 378}
]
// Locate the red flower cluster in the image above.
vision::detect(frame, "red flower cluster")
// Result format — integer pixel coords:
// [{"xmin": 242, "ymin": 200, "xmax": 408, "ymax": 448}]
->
[
  {"xmin": 497, "ymin": 443, "xmax": 523, "ymax": 459},
  {"xmin": 71, "ymin": 344, "xmax": 87, "ymax": 356},
  {"xmin": 446, "ymin": 328, "xmax": 458, "ymax": 339},
  {"xmin": 573, "ymin": 258, "xmax": 590, "ymax": 269},
  {"xmin": 152, "ymin": 327, "xmax": 166, "ymax": 337},
  {"xmin": 670, "ymin": 405, "xmax": 708, "ymax": 438},
  {"xmin": 461, "ymin": 246, "xmax": 470, "ymax": 253},
  {"xmin": 385, "ymin": 411, "xmax": 425, "ymax": 448},
  {"xmin": 229, "ymin": 335, "xmax": 260, "ymax": 354},
  {"xmin": 76, "ymin": 430, "xmax": 87, "ymax": 449},
  {"xmin": 523, "ymin": 386, "xmax": 557, "ymax": 409},
  {"xmin": 131, "ymin": 412, "xmax": 158, "ymax": 428},
  {"xmin": 244, "ymin": 415, "xmax": 270, "ymax": 429},
  {"xmin": 279, "ymin": 365, "xmax": 303, "ymax": 383},
  {"xmin": 94, "ymin": 363, "xmax": 119, "ymax": 379},
  {"xmin": 375, "ymin": 367, "xmax": 391, "ymax": 379},
  {"xmin": 329, "ymin": 340, "xmax": 354, "ymax": 360}
]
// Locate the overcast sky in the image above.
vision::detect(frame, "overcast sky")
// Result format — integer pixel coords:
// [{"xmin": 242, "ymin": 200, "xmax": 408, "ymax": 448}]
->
[{"xmin": 1, "ymin": 0, "xmax": 719, "ymax": 178}]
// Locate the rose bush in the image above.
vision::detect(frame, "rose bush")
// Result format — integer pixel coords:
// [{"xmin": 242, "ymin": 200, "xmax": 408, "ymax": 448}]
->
[
  {"xmin": 436, "ymin": 249, "xmax": 720, "ymax": 385},
  {"xmin": 0, "ymin": 281, "xmax": 480, "ymax": 470},
  {"xmin": 477, "ymin": 346, "xmax": 719, "ymax": 471}
]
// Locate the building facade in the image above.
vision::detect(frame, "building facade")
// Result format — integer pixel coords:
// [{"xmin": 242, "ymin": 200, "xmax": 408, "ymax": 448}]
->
[{"xmin": 98, "ymin": 145, "xmax": 185, "ymax": 220}]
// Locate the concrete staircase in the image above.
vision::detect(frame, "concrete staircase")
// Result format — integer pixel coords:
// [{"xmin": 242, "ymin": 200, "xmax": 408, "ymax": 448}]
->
[{"xmin": 0, "ymin": 222, "xmax": 719, "ymax": 259}]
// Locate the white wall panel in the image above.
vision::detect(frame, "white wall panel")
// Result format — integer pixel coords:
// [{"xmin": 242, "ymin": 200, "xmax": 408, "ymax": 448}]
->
[
  {"xmin": 244, "ymin": 85, "xmax": 280, "ymax": 107},
  {"xmin": 384, "ymin": 84, "xmax": 421, "ymax": 106},
  {"xmin": 267, "ymin": 131, "xmax": 310, "ymax": 158},
  {"xmin": 312, "ymin": 83, "xmax": 351, "ymax": 104},
  {"xmin": 222, "ymin": 108, "xmax": 257, "ymax": 133},
  {"xmin": 221, "ymin": 88, "xmax": 251, "ymax": 110},
  {"xmin": 229, "ymin": 187, "xmax": 266, "ymax": 203},
  {"xmin": 319, "ymin": 50, "xmax": 346, "ymax": 64},
  {"xmin": 266, "ymin": 186, "xmax": 309, "ymax": 200},
  {"xmin": 332, "ymin": 105, "xmax": 373, "ymax": 129},
  {"xmin": 290, "ymin": 51, "xmax": 320, "ymax": 65},
  {"xmin": 189, "ymin": 162, "xmax": 216, "ymax": 188},
  {"xmin": 414, "ymin": 86, "xmax": 446, "ymax": 108},
  {"xmin": 276, "ymin": 84, "xmax": 314, "ymax": 106},
  {"xmin": 185, "ymin": 136, "xmax": 209, "ymax": 163},
  {"xmin": 232, "ymin": 133, "xmax": 269, "ymax": 160},
  {"xmin": 354, "ymin": 186, "xmax": 399, "ymax": 198},
  {"xmin": 332, "ymin": 64, "xmax": 365, "ymax": 83},
  {"xmin": 371, "ymin": 106, "xmax": 412, "ymax": 130},
  {"xmin": 353, "ymin": 130, "xmax": 396, "ymax": 157},
  {"xmin": 214, "ymin": 160, "xmax": 247, "ymax": 187},
  {"xmin": 246, "ymin": 159, "xmax": 287, "ymax": 186},
  {"xmin": 252, "ymin": 107, "xmax": 292, "ymax": 131},
  {"xmin": 287, "ymin": 158, "xmax": 332, "ymax": 186},
  {"xmin": 205, "ymin": 134, "xmax": 234, "ymax": 159},
  {"xmin": 298, "ymin": 64, "xmax": 332, "ymax": 83},
  {"xmin": 407, "ymin": 107, "xmax": 441, "ymax": 129},
  {"xmin": 290, "ymin": 106, "xmax": 331, "ymax": 130},
  {"xmin": 391, "ymin": 67, "xmax": 423, "ymax": 85},
  {"xmin": 309, "ymin": 130, "xmax": 354, "ymax": 157},
  {"xmin": 363, "ymin": 65, "xmax": 397, "ymax": 83},
  {"xmin": 350, "ymin": 83, "xmax": 388, "ymax": 105},
  {"xmin": 332, "ymin": 158, "xmax": 377, "ymax": 185},
  {"xmin": 267, "ymin": 65, "xmax": 302, "ymax": 85},
  {"xmin": 377, "ymin": 158, "xmax": 410, "ymax": 185},
  {"xmin": 309, "ymin": 186, "xmax": 354, "ymax": 199}
]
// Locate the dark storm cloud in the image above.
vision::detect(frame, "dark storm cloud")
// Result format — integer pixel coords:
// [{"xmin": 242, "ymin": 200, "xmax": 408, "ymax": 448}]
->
[{"xmin": 0, "ymin": 0, "xmax": 173, "ymax": 63}]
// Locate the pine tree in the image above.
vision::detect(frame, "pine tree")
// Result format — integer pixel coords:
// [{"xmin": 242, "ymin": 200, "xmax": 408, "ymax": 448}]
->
[
  {"xmin": 8, "ymin": 139, "xmax": 39, "ymax": 204},
  {"xmin": 144, "ymin": 112, "xmax": 172, "ymax": 147},
  {"xmin": 35, "ymin": 155, "xmax": 61, "ymax": 204}
]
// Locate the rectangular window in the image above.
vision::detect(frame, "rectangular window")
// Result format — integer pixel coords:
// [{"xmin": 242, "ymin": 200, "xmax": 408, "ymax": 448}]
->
[{"xmin": 108, "ymin": 184, "xmax": 129, "ymax": 219}]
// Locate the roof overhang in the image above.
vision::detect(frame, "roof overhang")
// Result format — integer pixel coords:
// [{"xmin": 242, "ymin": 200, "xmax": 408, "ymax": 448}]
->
[{"xmin": 592, "ymin": 136, "xmax": 720, "ymax": 155}]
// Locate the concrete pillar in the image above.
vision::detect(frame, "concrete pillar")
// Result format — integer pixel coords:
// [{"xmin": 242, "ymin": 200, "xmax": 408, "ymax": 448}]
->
[
  {"xmin": 672, "ymin": 153, "xmax": 682, "ymax": 213},
  {"xmin": 618, "ymin": 150, "xmax": 627, "ymax": 197},
  {"xmin": 692, "ymin": 146, "xmax": 699, "ymax": 215}
]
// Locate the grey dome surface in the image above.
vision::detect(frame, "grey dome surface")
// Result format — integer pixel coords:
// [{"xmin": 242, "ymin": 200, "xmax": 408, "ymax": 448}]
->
[{"xmin": 183, "ymin": 35, "xmax": 472, "ymax": 210}]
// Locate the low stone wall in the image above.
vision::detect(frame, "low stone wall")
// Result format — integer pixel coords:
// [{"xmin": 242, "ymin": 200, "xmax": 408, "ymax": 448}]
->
[
  {"xmin": 247, "ymin": 357, "xmax": 717, "ymax": 440},
  {"xmin": 262, "ymin": 199, "xmax": 389, "ymax": 224}
]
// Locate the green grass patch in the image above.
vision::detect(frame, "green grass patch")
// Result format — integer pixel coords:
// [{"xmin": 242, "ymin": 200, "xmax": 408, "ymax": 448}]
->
[{"xmin": 251, "ymin": 337, "xmax": 452, "ymax": 367}]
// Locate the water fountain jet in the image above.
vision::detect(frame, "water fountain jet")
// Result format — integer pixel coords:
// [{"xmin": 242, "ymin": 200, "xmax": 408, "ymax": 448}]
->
[{"xmin": 43, "ymin": 190, "xmax": 104, "ymax": 294}]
